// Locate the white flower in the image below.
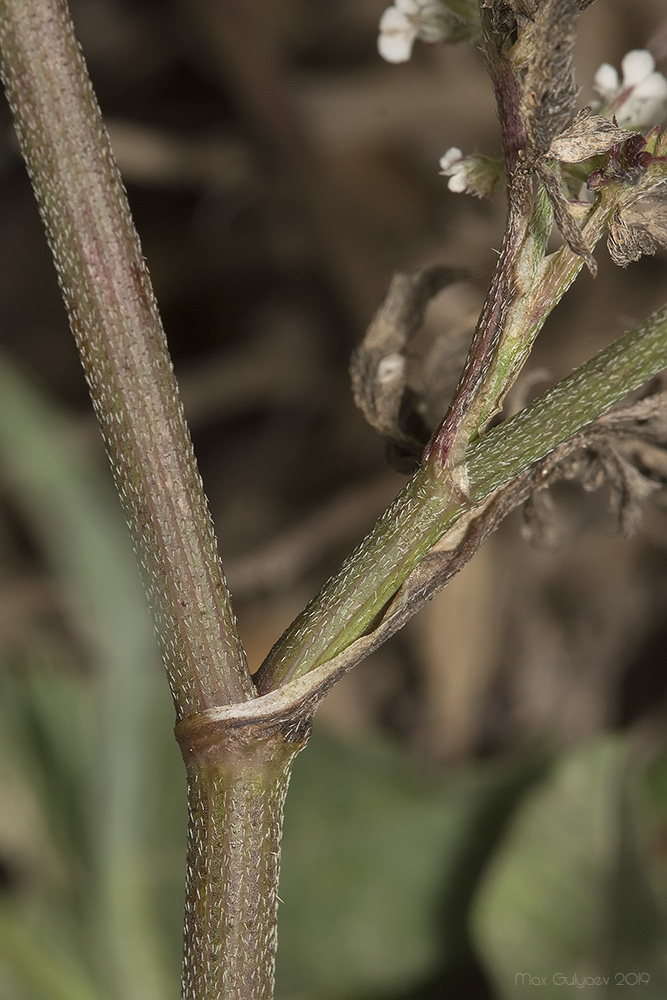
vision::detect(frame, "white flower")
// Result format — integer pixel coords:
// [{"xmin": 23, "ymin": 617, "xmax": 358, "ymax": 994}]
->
[
  {"xmin": 378, "ymin": 0, "xmax": 450, "ymax": 64},
  {"xmin": 439, "ymin": 147, "xmax": 467, "ymax": 191},
  {"xmin": 593, "ymin": 49, "xmax": 667, "ymax": 128},
  {"xmin": 439, "ymin": 147, "xmax": 504, "ymax": 197},
  {"xmin": 378, "ymin": 3, "xmax": 418, "ymax": 63}
]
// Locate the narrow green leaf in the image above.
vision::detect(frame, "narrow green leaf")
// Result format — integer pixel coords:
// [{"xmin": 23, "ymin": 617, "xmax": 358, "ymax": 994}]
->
[{"xmin": 0, "ymin": 356, "xmax": 175, "ymax": 1000}]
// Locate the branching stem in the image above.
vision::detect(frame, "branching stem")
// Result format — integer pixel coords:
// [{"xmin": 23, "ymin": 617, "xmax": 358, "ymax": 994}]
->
[
  {"xmin": 256, "ymin": 304, "xmax": 667, "ymax": 693},
  {"xmin": 3, "ymin": 3, "xmax": 667, "ymax": 1000}
]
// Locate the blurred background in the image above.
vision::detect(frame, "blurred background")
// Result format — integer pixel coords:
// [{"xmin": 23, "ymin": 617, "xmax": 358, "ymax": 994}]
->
[{"xmin": 1, "ymin": 0, "xmax": 667, "ymax": 998}]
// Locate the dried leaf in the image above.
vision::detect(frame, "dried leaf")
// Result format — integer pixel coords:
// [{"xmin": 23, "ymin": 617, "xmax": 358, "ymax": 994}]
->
[
  {"xmin": 624, "ymin": 193, "xmax": 667, "ymax": 235},
  {"xmin": 607, "ymin": 209, "xmax": 659, "ymax": 267},
  {"xmin": 612, "ymin": 457, "xmax": 659, "ymax": 535},
  {"xmin": 618, "ymin": 190, "xmax": 667, "ymax": 262},
  {"xmin": 536, "ymin": 160, "xmax": 597, "ymax": 272},
  {"xmin": 587, "ymin": 447, "xmax": 661, "ymax": 535},
  {"xmin": 350, "ymin": 266, "xmax": 465, "ymax": 471},
  {"xmin": 598, "ymin": 386, "xmax": 667, "ymax": 441},
  {"xmin": 521, "ymin": 487, "xmax": 561, "ymax": 548},
  {"xmin": 548, "ymin": 109, "xmax": 639, "ymax": 163}
]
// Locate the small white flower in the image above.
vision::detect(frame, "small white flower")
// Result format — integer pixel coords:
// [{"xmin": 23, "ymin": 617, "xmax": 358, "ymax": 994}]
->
[
  {"xmin": 439, "ymin": 147, "xmax": 504, "ymax": 197},
  {"xmin": 378, "ymin": 0, "xmax": 450, "ymax": 64},
  {"xmin": 594, "ymin": 62, "xmax": 620, "ymax": 98},
  {"xmin": 593, "ymin": 49, "xmax": 667, "ymax": 128},
  {"xmin": 378, "ymin": 3, "xmax": 418, "ymax": 63},
  {"xmin": 439, "ymin": 146, "xmax": 467, "ymax": 191}
]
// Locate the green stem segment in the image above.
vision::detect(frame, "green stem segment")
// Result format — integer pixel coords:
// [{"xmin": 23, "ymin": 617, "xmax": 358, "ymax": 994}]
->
[
  {"xmin": 0, "ymin": 0, "xmax": 254, "ymax": 716},
  {"xmin": 175, "ymin": 717, "xmax": 309, "ymax": 1000},
  {"xmin": 428, "ymin": 187, "xmax": 550, "ymax": 469},
  {"xmin": 256, "ymin": 305, "xmax": 667, "ymax": 693}
]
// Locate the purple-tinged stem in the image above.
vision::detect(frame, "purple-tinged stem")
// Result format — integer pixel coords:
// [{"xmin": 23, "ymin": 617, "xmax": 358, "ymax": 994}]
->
[{"xmin": 0, "ymin": 0, "xmax": 254, "ymax": 717}]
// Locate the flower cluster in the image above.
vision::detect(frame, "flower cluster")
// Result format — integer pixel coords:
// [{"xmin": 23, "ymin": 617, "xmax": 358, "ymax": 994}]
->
[
  {"xmin": 437, "ymin": 51, "xmax": 667, "ymax": 201},
  {"xmin": 593, "ymin": 50, "xmax": 667, "ymax": 129},
  {"xmin": 439, "ymin": 147, "xmax": 503, "ymax": 198},
  {"xmin": 438, "ymin": 147, "xmax": 467, "ymax": 191}
]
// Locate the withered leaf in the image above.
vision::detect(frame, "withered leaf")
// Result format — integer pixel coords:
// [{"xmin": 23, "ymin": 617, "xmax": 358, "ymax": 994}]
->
[
  {"xmin": 608, "ymin": 192, "xmax": 667, "ymax": 266},
  {"xmin": 623, "ymin": 189, "xmax": 667, "ymax": 244},
  {"xmin": 521, "ymin": 487, "xmax": 560, "ymax": 548},
  {"xmin": 536, "ymin": 160, "xmax": 597, "ymax": 272},
  {"xmin": 581, "ymin": 445, "xmax": 660, "ymax": 535},
  {"xmin": 607, "ymin": 209, "xmax": 658, "ymax": 266},
  {"xmin": 350, "ymin": 266, "xmax": 465, "ymax": 471},
  {"xmin": 548, "ymin": 109, "xmax": 639, "ymax": 163}
]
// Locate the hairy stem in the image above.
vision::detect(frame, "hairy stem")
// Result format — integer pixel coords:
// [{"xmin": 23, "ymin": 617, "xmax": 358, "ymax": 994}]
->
[
  {"xmin": 0, "ymin": 0, "xmax": 254, "ymax": 716},
  {"xmin": 256, "ymin": 304, "xmax": 667, "ymax": 693},
  {"xmin": 427, "ymin": 188, "xmax": 548, "ymax": 469},
  {"xmin": 175, "ymin": 716, "xmax": 310, "ymax": 1000}
]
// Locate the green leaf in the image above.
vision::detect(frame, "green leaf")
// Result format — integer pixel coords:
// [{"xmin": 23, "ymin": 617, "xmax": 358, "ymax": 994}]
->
[
  {"xmin": 277, "ymin": 726, "xmax": 547, "ymax": 999},
  {"xmin": 472, "ymin": 737, "xmax": 667, "ymax": 999},
  {"xmin": 0, "ymin": 356, "xmax": 179, "ymax": 1000},
  {"xmin": 0, "ymin": 649, "xmax": 93, "ymax": 871},
  {"xmin": 0, "ymin": 898, "xmax": 103, "ymax": 1000}
]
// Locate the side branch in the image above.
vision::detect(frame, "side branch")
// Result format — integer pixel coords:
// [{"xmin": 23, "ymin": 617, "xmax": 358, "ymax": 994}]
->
[
  {"xmin": 0, "ymin": 0, "xmax": 254, "ymax": 715},
  {"xmin": 255, "ymin": 305, "xmax": 667, "ymax": 694}
]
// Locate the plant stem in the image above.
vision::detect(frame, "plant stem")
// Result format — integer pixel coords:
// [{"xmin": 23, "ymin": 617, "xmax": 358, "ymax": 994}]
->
[
  {"xmin": 0, "ymin": 0, "xmax": 254, "ymax": 718},
  {"xmin": 175, "ymin": 716, "xmax": 310, "ymax": 1000},
  {"xmin": 256, "ymin": 304, "xmax": 667, "ymax": 693},
  {"xmin": 426, "ymin": 187, "xmax": 548, "ymax": 470},
  {"xmin": 4, "ymin": 4, "xmax": 667, "ymax": 1000}
]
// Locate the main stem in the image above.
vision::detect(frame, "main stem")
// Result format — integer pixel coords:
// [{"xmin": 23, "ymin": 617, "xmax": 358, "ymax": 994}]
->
[
  {"xmin": 176, "ymin": 716, "xmax": 310, "ymax": 1000},
  {"xmin": 0, "ymin": 2, "xmax": 295, "ymax": 996},
  {"xmin": 0, "ymin": 0, "xmax": 254, "ymax": 717}
]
